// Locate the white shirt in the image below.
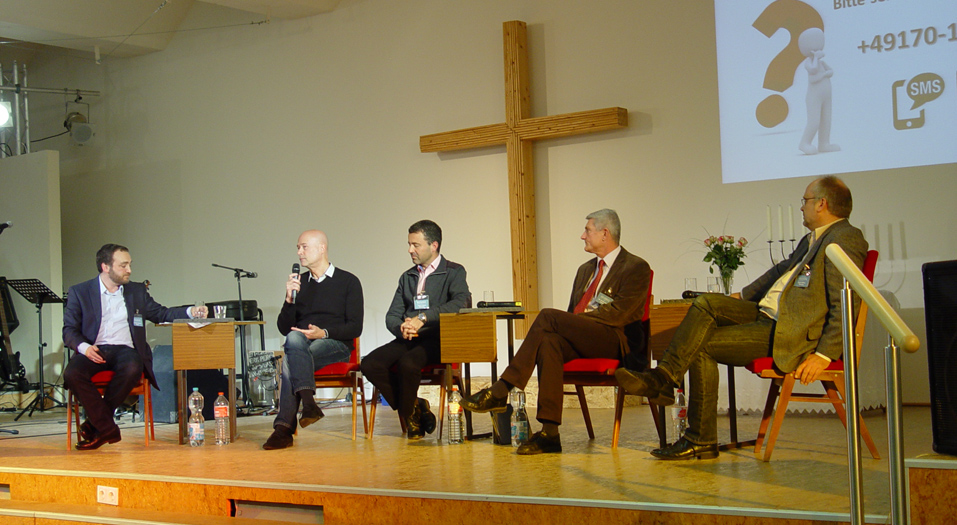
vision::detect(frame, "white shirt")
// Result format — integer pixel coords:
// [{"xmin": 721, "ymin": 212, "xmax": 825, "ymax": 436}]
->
[
  {"xmin": 308, "ymin": 263, "xmax": 336, "ymax": 283},
  {"xmin": 592, "ymin": 245, "xmax": 621, "ymax": 293},
  {"xmin": 78, "ymin": 277, "xmax": 134, "ymax": 356}
]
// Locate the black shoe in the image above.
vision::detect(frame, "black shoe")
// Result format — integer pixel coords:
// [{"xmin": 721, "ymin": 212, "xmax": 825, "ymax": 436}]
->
[
  {"xmin": 517, "ymin": 430, "xmax": 562, "ymax": 455},
  {"xmin": 262, "ymin": 428, "xmax": 294, "ymax": 450},
  {"xmin": 79, "ymin": 420, "xmax": 96, "ymax": 443},
  {"xmin": 651, "ymin": 437, "xmax": 719, "ymax": 460},
  {"xmin": 75, "ymin": 426, "xmax": 121, "ymax": 451},
  {"xmin": 406, "ymin": 412, "xmax": 425, "ymax": 440},
  {"xmin": 299, "ymin": 404, "xmax": 325, "ymax": 428},
  {"xmin": 460, "ymin": 388, "xmax": 508, "ymax": 413},
  {"xmin": 417, "ymin": 398, "xmax": 436, "ymax": 435},
  {"xmin": 615, "ymin": 368, "xmax": 676, "ymax": 406}
]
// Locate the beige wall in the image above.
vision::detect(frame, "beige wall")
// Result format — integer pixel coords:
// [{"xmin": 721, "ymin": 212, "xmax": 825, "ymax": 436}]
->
[
  {"xmin": 14, "ymin": 0, "xmax": 957, "ymax": 405},
  {"xmin": 0, "ymin": 151, "xmax": 64, "ymax": 389}
]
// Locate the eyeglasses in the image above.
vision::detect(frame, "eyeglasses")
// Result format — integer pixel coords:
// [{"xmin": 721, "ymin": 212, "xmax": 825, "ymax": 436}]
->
[{"xmin": 801, "ymin": 196, "xmax": 820, "ymax": 206}]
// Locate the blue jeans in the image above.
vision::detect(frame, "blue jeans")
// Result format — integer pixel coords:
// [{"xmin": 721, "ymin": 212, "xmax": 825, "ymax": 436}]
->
[
  {"xmin": 656, "ymin": 294, "xmax": 774, "ymax": 445},
  {"xmin": 273, "ymin": 331, "xmax": 350, "ymax": 430}
]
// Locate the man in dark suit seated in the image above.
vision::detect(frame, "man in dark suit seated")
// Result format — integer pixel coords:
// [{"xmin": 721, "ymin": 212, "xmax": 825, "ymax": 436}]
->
[
  {"xmin": 360, "ymin": 220, "xmax": 471, "ymax": 440},
  {"xmin": 63, "ymin": 244, "xmax": 206, "ymax": 450},
  {"xmin": 461, "ymin": 209, "xmax": 651, "ymax": 455},
  {"xmin": 616, "ymin": 176, "xmax": 867, "ymax": 460}
]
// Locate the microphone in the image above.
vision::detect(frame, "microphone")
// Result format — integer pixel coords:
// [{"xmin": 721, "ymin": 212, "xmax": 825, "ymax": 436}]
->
[
  {"xmin": 0, "ymin": 221, "xmax": 11, "ymax": 233},
  {"xmin": 291, "ymin": 263, "xmax": 300, "ymax": 302},
  {"xmin": 243, "ymin": 272, "xmax": 258, "ymax": 278}
]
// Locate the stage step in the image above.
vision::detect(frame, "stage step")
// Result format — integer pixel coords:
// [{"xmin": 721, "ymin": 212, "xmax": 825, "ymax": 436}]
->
[{"xmin": 0, "ymin": 500, "xmax": 294, "ymax": 525}]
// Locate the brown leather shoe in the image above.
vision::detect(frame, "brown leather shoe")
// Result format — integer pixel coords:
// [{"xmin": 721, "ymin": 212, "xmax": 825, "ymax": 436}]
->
[
  {"xmin": 75, "ymin": 426, "xmax": 121, "ymax": 451},
  {"xmin": 262, "ymin": 428, "xmax": 294, "ymax": 450},
  {"xmin": 614, "ymin": 368, "xmax": 676, "ymax": 406},
  {"xmin": 460, "ymin": 388, "xmax": 508, "ymax": 413},
  {"xmin": 299, "ymin": 404, "xmax": 324, "ymax": 428},
  {"xmin": 651, "ymin": 437, "xmax": 719, "ymax": 460},
  {"xmin": 516, "ymin": 430, "xmax": 562, "ymax": 455}
]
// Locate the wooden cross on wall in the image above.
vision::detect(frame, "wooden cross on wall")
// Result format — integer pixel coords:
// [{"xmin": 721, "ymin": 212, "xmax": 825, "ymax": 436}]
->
[{"xmin": 420, "ymin": 21, "xmax": 628, "ymax": 333}]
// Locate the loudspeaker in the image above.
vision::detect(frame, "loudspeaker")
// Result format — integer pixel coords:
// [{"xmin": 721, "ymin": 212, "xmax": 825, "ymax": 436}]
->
[
  {"xmin": 922, "ymin": 260, "xmax": 957, "ymax": 456},
  {"xmin": 151, "ymin": 345, "xmax": 230, "ymax": 423}
]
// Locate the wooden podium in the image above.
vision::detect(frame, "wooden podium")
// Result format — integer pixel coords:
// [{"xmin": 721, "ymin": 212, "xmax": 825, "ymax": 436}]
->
[{"xmin": 171, "ymin": 319, "xmax": 237, "ymax": 444}]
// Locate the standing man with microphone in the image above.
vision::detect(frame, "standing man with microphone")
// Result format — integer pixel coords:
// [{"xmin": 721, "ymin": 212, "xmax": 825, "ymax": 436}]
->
[{"xmin": 263, "ymin": 230, "xmax": 364, "ymax": 450}]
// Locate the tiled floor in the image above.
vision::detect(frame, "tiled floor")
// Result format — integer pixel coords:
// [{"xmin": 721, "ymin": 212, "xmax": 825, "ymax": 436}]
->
[{"xmin": 0, "ymin": 402, "xmax": 936, "ymax": 519}]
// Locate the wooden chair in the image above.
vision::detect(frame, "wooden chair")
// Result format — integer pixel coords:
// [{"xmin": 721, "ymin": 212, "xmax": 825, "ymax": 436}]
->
[
  {"xmin": 66, "ymin": 371, "xmax": 154, "ymax": 450},
  {"xmin": 367, "ymin": 362, "xmax": 466, "ymax": 439},
  {"xmin": 312, "ymin": 338, "xmax": 367, "ymax": 440},
  {"xmin": 746, "ymin": 249, "xmax": 880, "ymax": 461},
  {"xmin": 561, "ymin": 270, "xmax": 664, "ymax": 448}
]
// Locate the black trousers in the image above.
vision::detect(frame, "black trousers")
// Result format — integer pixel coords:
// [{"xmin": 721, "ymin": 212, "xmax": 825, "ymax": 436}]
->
[
  {"xmin": 63, "ymin": 345, "xmax": 144, "ymax": 435},
  {"xmin": 360, "ymin": 337, "xmax": 440, "ymax": 420}
]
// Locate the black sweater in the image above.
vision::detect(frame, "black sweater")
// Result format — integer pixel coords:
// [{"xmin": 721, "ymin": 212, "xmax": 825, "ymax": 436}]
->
[{"xmin": 277, "ymin": 268, "xmax": 363, "ymax": 348}]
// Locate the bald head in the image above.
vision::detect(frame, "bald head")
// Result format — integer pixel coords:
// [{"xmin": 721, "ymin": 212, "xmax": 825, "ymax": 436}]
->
[{"xmin": 297, "ymin": 230, "xmax": 329, "ymax": 275}]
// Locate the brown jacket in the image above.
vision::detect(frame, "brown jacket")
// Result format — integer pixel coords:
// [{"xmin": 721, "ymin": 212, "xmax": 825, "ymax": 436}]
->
[
  {"xmin": 567, "ymin": 247, "xmax": 651, "ymax": 360},
  {"xmin": 741, "ymin": 219, "xmax": 867, "ymax": 372}
]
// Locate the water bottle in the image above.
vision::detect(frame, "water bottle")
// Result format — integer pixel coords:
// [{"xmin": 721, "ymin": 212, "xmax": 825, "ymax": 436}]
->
[
  {"xmin": 187, "ymin": 387, "xmax": 205, "ymax": 447},
  {"xmin": 214, "ymin": 392, "xmax": 230, "ymax": 445},
  {"xmin": 672, "ymin": 388, "xmax": 687, "ymax": 441},
  {"xmin": 447, "ymin": 386, "xmax": 464, "ymax": 444},
  {"xmin": 510, "ymin": 388, "xmax": 529, "ymax": 447}
]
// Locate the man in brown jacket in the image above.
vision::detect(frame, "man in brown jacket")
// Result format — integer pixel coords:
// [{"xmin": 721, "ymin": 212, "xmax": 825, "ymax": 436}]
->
[
  {"xmin": 616, "ymin": 176, "xmax": 867, "ymax": 460},
  {"xmin": 461, "ymin": 209, "xmax": 651, "ymax": 454}
]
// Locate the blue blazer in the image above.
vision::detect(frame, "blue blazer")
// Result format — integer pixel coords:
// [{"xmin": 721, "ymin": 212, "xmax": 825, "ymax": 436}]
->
[{"xmin": 63, "ymin": 277, "xmax": 189, "ymax": 389}]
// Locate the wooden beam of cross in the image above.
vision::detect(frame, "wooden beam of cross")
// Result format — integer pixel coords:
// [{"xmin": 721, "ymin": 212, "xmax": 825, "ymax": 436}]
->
[{"xmin": 420, "ymin": 21, "xmax": 627, "ymax": 334}]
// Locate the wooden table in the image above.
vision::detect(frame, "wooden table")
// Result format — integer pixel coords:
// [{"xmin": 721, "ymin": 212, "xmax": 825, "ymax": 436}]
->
[
  {"xmin": 649, "ymin": 301, "xmax": 692, "ymax": 360},
  {"xmin": 440, "ymin": 309, "xmax": 535, "ymax": 438},
  {"xmin": 168, "ymin": 319, "xmax": 239, "ymax": 444}
]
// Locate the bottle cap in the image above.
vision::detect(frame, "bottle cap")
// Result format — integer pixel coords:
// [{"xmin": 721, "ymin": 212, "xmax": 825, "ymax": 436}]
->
[{"xmin": 218, "ymin": 392, "xmax": 224, "ymax": 395}]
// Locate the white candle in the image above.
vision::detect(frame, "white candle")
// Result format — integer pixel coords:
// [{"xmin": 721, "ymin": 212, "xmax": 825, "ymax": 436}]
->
[
  {"xmin": 788, "ymin": 204, "xmax": 794, "ymax": 240},
  {"xmin": 766, "ymin": 205, "xmax": 772, "ymax": 241},
  {"xmin": 777, "ymin": 205, "xmax": 784, "ymax": 241}
]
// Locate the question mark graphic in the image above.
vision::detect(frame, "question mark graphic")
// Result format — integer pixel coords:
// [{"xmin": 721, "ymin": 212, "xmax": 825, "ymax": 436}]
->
[{"xmin": 753, "ymin": 0, "xmax": 823, "ymax": 128}]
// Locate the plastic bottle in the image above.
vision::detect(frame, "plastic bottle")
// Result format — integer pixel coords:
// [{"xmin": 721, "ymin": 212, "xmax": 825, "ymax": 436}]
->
[
  {"xmin": 187, "ymin": 387, "xmax": 205, "ymax": 447},
  {"xmin": 214, "ymin": 392, "xmax": 230, "ymax": 445},
  {"xmin": 510, "ymin": 388, "xmax": 530, "ymax": 447},
  {"xmin": 447, "ymin": 386, "xmax": 464, "ymax": 444},
  {"xmin": 672, "ymin": 388, "xmax": 687, "ymax": 441}
]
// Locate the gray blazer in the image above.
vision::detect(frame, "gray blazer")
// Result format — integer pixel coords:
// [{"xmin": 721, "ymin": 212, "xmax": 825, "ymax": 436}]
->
[{"xmin": 741, "ymin": 219, "xmax": 868, "ymax": 372}]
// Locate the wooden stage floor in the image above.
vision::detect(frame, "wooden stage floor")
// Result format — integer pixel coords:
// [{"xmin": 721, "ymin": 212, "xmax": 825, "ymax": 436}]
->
[{"xmin": 0, "ymin": 402, "xmax": 936, "ymax": 523}]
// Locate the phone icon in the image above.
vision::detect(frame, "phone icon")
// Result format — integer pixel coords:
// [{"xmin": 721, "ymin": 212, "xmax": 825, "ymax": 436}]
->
[{"xmin": 892, "ymin": 80, "xmax": 924, "ymax": 130}]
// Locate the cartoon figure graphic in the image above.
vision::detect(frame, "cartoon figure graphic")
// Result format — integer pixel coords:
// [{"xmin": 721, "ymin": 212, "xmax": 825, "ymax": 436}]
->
[{"xmin": 797, "ymin": 28, "xmax": 839, "ymax": 155}]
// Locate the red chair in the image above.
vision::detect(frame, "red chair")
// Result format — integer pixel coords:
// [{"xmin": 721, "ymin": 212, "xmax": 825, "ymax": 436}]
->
[
  {"xmin": 746, "ymin": 249, "xmax": 881, "ymax": 461},
  {"xmin": 562, "ymin": 270, "xmax": 663, "ymax": 448},
  {"xmin": 66, "ymin": 372, "xmax": 154, "ymax": 450},
  {"xmin": 367, "ymin": 362, "xmax": 466, "ymax": 439},
  {"xmin": 312, "ymin": 338, "xmax": 367, "ymax": 440}
]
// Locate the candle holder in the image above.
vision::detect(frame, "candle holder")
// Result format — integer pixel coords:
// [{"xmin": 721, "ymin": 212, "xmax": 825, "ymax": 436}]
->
[{"xmin": 767, "ymin": 239, "xmax": 778, "ymax": 264}]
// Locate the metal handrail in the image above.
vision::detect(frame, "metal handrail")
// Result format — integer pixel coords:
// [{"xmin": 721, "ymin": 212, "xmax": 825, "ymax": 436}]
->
[
  {"xmin": 826, "ymin": 245, "xmax": 919, "ymax": 353},
  {"xmin": 825, "ymin": 244, "xmax": 920, "ymax": 525}
]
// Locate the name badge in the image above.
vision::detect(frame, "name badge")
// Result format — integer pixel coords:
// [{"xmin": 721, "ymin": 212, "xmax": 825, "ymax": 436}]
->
[
  {"xmin": 595, "ymin": 292, "xmax": 614, "ymax": 305},
  {"xmin": 133, "ymin": 314, "xmax": 144, "ymax": 327},
  {"xmin": 794, "ymin": 266, "xmax": 811, "ymax": 288},
  {"xmin": 414, "ymin": 293, "xmax": 430, "ymax": 310}
]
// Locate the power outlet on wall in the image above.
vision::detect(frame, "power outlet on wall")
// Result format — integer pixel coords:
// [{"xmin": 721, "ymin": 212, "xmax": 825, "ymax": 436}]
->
[{"xmin": 96, "ymin": 485, "xmax": 118, "ymax": 506}]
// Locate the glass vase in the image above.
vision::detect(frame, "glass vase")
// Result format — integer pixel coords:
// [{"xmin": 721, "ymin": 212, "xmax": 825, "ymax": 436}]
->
[{"xmin": 719, "ymin": 268, "xmax": 734, "ymax": 296}]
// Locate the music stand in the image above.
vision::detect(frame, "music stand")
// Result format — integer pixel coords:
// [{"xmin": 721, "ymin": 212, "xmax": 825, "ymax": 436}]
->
[{"xmin": 7, "ymin": 278, "xmax": 64, "ymax": 420}]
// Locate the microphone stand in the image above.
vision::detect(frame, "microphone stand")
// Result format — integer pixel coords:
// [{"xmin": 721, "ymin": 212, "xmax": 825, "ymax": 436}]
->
[{"xmin": 211, "ymin": 263, "xmax": 257, "ymax": 413}]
